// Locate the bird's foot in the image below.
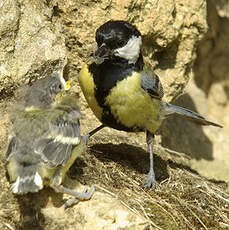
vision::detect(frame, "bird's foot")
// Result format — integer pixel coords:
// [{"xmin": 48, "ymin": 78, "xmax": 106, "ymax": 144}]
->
[
  {"xmin": 64, "ymin": 186, "xmax": 95, "ymax": 209},
  {"xmin": 142, "ymin": 171, "xmax": 156, "ymax": 191},
  {"xmin": 64, "ymin": 198, "xmax": 79, "ymax": 209}
]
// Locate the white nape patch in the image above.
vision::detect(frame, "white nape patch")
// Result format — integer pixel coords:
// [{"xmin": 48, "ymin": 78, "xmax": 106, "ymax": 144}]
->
[
  {"xmin": 34, "ymin": 172, "xmax": 43, "ymax": 189},
  {"xmin": 11, "ymin": 176, "xmax": 20, "ymax": 194},
  {"xmin": 50, "ymin": 134, "xmax": 80, "ymax": 145},
  {"xmin": 114, "ymin": 36, "xmax": 142, "ymax": 64}
]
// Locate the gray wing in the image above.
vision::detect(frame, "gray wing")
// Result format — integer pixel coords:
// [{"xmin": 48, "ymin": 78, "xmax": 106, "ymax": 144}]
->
[
  {"xmin": 35, "ymin": 108, "xmax": 82, "ymax": 168},
  {"xmin": 141, "ymin": 69, "xmax": 164, "ymax": 99},
  {"xmin": 7, "ymin": 101, "xmax": 82, "ymax": 169},
  {"xmin": 5, "ymin": 106, "xmax": 82, "ymax": 194},
  {"xmin": 6, "ymin": 123, "xmax": 42, "ymax": 165}
]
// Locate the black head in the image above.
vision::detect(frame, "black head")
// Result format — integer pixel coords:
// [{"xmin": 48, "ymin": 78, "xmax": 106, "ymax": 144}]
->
[
  {"xmin": 96, "ymin": 20, "xmax": 141, "ymax": 49},
  {"xmin": 94, "ymin": 20, "xmax": 142, "ymax": 64},
  {"xmin": 26, "ymin": 68, "xmax": 69, "ymax": 109}
]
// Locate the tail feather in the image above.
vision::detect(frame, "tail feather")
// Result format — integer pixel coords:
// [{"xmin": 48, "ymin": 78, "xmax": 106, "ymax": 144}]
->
[
  {"xmin": 11, "ymin": 170, "xmax": 43, "ymax": 195},
  {"xmin": 165, "ymin": 103, "xmax": 223, "ymax": 128},
  {"xmin": 6, "ymin": 138, "xmax": 44, "ymax": 194}
]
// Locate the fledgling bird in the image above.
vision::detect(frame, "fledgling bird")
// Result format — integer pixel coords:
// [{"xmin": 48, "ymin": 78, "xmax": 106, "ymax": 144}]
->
[
  {"xmin": 78, "ymin": 20, "xmax": 222, "ymax": 190},
  {"xmin": 6, "ymin": 67, "xmax": 94, "ymax": 208}
]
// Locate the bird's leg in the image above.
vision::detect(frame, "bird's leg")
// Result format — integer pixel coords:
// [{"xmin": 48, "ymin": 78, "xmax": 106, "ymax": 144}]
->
[
  {"xmin": 142, "ymin": 131, "xmax": 156, "ymax": 190},
  {"xmin": 63, "ymin": 187, "xmax": 91, "ymax": 209},
  {"xmin": 81, "ymin": 124, "xmax": 106, "ymax": 144},
  {"xmin": 51, "ymin": 184, "xmax": 95, "ymax": 209}
]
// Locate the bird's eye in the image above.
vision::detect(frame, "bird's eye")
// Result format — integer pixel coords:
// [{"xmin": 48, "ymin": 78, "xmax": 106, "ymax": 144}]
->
[
  {"xmin": 58, "ymin": 84, "xmax": 62, "ymax": 90},
  {"xmin": 116, "ymin": 39, "xmax": 125, "ymax": 48}
]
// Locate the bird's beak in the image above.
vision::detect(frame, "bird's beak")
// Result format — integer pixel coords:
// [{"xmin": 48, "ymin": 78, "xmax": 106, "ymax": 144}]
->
[
  {"xmin": 57, "ymin": 66, "xmax": 71, "ymax": 91},
  {"xmin": 92, "ymin": 43, "xmax": 112, "ymax": 64},
  {"xmin": 94, "ymin": 43, "xmax": 109, "ymax": 58}
]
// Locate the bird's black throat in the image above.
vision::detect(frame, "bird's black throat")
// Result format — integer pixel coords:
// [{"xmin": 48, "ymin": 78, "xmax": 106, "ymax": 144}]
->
[{"xmin": 88, "ymin": 55, "xmax": 144, "ymax": 131}]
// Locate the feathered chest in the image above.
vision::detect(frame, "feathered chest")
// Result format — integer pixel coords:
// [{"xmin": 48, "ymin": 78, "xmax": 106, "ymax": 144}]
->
[{"xmin": 88, "ymin": 60, "xmax": 142, "ymax": 106}]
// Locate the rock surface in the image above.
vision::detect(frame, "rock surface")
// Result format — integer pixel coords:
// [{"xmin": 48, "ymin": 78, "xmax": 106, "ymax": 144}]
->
[
  {"xmin": 187, "ymin": 0, "xmax": 229, "ymax": 181},
  {"xmin": 0, "ymin": 0, "xmax": 208, "ymax": 101},
  {"xmin": 159, "ymin": 0, "xmax": 229, "ymax": 183},
  {"xmin": 0, "ymin": 0, "xmax": 67, "ymax": 99},
  {"xmin": 41, "ymin": 183, "xmax": 149, "ymax": 230}
]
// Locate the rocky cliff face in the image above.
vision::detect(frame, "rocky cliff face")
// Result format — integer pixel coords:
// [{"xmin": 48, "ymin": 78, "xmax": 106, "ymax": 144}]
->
[
  {"xmin": 0, "ymin": 0, "xmax": 207, "ymax": 101},
  {"xmin": 193, "ymin": 0, "xmax": 229, "ymax": 180},
  {"xmin": 161, "ymin": 0, "xmax": 229, "ymax": 182},
  {"xmin": 0, "ymin": 1, "xmax": 228, "ymax": 229},
  {"xmin": 0, "ymin": 0, "xmax": 67, "ymax": 99}
]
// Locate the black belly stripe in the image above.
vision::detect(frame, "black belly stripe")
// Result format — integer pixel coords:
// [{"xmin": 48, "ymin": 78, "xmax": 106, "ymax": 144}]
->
[{"xmin": 88, "ymin": 55, "xmax": 144, "ymax": 131}]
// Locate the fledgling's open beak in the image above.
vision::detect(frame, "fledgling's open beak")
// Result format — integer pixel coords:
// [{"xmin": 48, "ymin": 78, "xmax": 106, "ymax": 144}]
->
[
  {"xmin": 65, "ymin": 80, "xmax": 71, "ymax": 90},
  {"xmin": 57, "ymin": 66, "xmax": 71, "ymax": 91}
]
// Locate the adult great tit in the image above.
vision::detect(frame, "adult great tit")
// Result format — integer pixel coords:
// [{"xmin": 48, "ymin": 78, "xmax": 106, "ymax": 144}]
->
[
  {"xmin": 78, "ymin": 20, "xmax": 222, "ymax": 190},
  {"xmin": 6, "ymin": 67, "xmax": 94, "ymax": 208}
]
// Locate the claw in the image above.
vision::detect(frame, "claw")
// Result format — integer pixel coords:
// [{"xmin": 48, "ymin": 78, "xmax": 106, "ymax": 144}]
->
[
  {"xmin": 63, "ymin": 185, "xmax": 95, "ymax": 209},
  {"xmin": 52, "ymin": 184, "xmax": 95, "ymax": 209},
  {"xmin": 64, "ymin": 198, "xmax": 79, "ymax": 209},
  {"xmin": 142, "ymin": 171, "xmax": 156, "ymax": 190},
  {"xmin": 83, "ymin": 187, "xmax": 88, "ymax": 193},
  {"xmin": 142, "ymin": 131, "xmax": 156, "ymax": 191}
]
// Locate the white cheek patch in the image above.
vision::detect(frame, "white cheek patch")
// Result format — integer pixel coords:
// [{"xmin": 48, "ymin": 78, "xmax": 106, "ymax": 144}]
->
[{"xmin": 114, "ymin": 36, "xmax": 142, "ymax": 64}]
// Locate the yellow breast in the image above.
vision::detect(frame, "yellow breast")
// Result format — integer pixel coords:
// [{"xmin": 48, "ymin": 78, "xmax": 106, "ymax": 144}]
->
[
  {"xmin": 39, "ymin": 140, "xmax": 87, "ymax": 186},
  {"xmin": 78, "ymin": 64, "xmax": 103, "ymax": 120},
  {"xmin": 105, "ymin": 72, "xmax": 163, "ymax": 133}
]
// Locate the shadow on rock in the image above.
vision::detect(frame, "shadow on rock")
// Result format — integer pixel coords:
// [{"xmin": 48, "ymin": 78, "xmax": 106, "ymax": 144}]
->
[
  {"xmin": 160, "ymin": 93, "xmax": 214, "ymax": 161},
  {"xmin": 16, "ymin": 187, "xmax": 64, "ymax": 230},
  {"xmin": 90, "ymin": 143, "xmax": 169, "ymax": 183},
  {"xmin": 153, "ymin": 38, "xmax": 180, "ymax": 70}
]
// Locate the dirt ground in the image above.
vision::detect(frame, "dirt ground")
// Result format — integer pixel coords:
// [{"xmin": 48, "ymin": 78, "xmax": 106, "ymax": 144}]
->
[{"xmin": 0, "ymin": 89, "xmax": 228, "ymax": 230}]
